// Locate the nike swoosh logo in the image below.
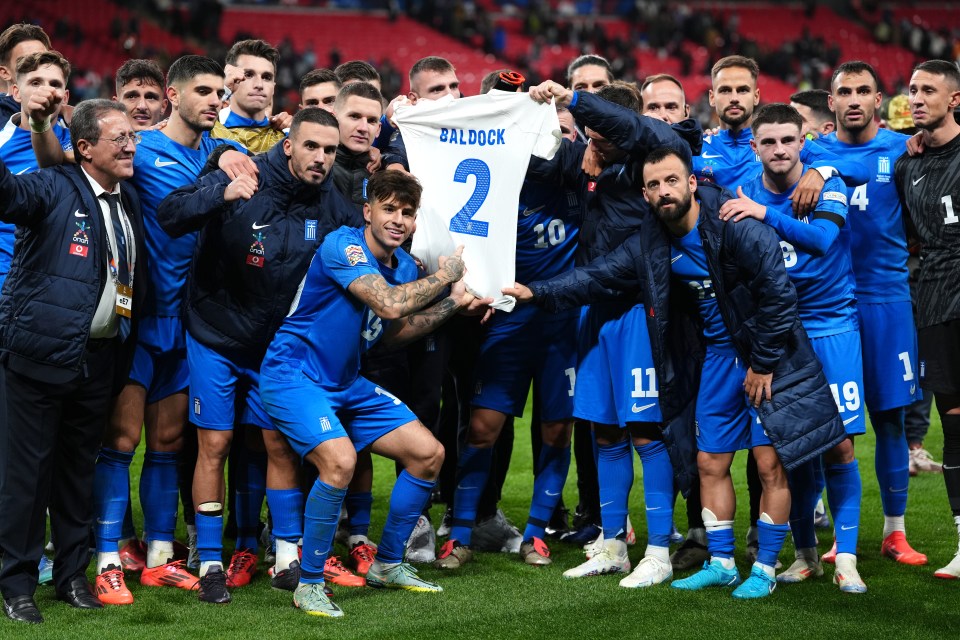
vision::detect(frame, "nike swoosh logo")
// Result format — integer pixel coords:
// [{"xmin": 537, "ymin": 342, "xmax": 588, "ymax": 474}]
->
[
  {"xmin": 155, "ymin": 157, "xmax": 178, "ymax": 168},
  {"xmin": 252, "ymin": 222, "xmax": 271, "ymax": 230},
  {"xmin": 840, "ymin": 525, "xmax": 857, "ymax": 531},
  {"xmin": 15, "ymin": 167, "xmax": 30, "ymax": 175},
  {"xmin": 888, "ymin": 486, "xmax": 908, "ymax": 493},
  {"xmin": 457, "ymin": 485, "xmax": 476, "ymax": 491},
  {"xmin": 646, "ymin": 506, "xmax": 661, "ymax": 511},
  {"xmin": 943, "ymin": 464, "xmax": 960, "ymax": 470},
  {"xmin": 702, "ymin": 152, "xmax": 722, "ymax": 159},
  {"xmin": 842, "ymin": 415, "xmax": 859, "ymax": 426},
  {"xmin": 314, "ymin": 549, "xmax": 324, "ymax": 556},
  {"xmin": 671, "ymin": 253, "xmax": 683, "ymax": 264},
  {"xmin": 521, "ymin": 205, "xmax": 545, "ymax": 217},
  {"xmin": 632, "ymin": 403, "xmax": 656, "ymax": 414},
  {"xmin": 912, "ymin": 174, "xmax": 925, "ymax": 186},
  {"xmin": 74, "ymin": 209, "xmax": 88, "ymax": 218},
  {"xmin": 600, "ymin": 501, "xmax": 613, "ymax": 508},
  {"xmin": 545, "ymin": 490, "xmax": 560, "ymax": 496}
]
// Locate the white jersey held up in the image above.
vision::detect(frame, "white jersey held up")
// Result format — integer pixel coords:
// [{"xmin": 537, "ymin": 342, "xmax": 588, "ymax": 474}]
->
[{"xmin": 395, "ymin": 92, "xmax": 561, "ymax": 310}]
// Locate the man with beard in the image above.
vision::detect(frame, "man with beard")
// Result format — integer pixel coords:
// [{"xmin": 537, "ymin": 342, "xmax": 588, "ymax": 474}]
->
[
  {"xmin": 157, "ymin": 107, "xmax": 358, "ymax": 604},
  {"xmin": 816, "ymin": 61, "xmax": 926, "ymax": 570},
  {"xmin": 895, "ymin": 59, "xmax": 960, "ymax": 579},
  {"xmin": 506, "ymin": 146, "xmax": 843, "ymax": 599},
  {"xmin": 720, "ymin": 103, "xmax": 867, "ymax": 594}
]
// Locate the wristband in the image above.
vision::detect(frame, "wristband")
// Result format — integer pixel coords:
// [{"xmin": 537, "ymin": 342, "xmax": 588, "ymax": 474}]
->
[{"xmin": 28, "ymin": 116, "xmax": 51, "ymax": 134}]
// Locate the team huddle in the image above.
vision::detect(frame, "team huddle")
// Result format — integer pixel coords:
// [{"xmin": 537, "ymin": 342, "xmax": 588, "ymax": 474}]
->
[{"xmin": 0, "ymin": 18, "xmax": 959, "ymax": 625}]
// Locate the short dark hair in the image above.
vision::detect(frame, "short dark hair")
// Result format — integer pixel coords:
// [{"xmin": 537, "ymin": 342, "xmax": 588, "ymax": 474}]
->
[
  {"xmin": 409, "ymin": 56, "xmax": 455, "ymax": 85},
  {"xmin": 0, "ymin": 23, "xmax": 50, "ymax": 67},
  {"xmin": 751, "ymin": 102, "xmax": 804, "ymax": 134},
  {"xmin": 167, "ymin": 55, "xmax": 223, "ymax": 88},
  {"xmin": 640, "ymin": 73, "xmax": 685, "ymax": 96},
  {"xmin": 480, "ymin": 69, "xmax": 510, "ymax": 95},
  {"xmin": 335, "ymin": 60, "xmax": 380, "ymax": 86},
  {"xmin": 70, "ymin": 99, "xmax": 127, "ymax": 162},
  {"xmin": 289, "ymin": 105, "xmax": 339, "ymax": 138},
  {"xmin": 830, "ymin": 60, "xmax": 880, "ymax": 91},
  {"xmin": 596, "ymin": 81, "xmax": 641, "ymax": 113},
  {"xmin": 334, "ymin": 81, "xmax": 383, "ymax": 112},
  {"xmin": 642, "ymin": 146, "xmax": 691, "ymax": 176},
  {"xmin": 566, "ymin": 54, "xmax": 613, "ymax": 86},
  {"xmin": 912, "ymin": 59, "xmax": 960, "ymax": 91},
  {"xmin": 15, "ymin": 50, "xmax": 70, "ymax": 83},
  {"xmin": 115, "ymin": 59, "xmax": 165, "ymax": 95},
  {"xmin": 711, "ymin": 55, "xmax": 759, "ymax": 81},
  {"xmin": 790, "ymin": 89, "xmax": 833, "ymax": 123},
  {"xmin": 300, "ymin": 68, "xmax": 339, "ymax": 95},
  {"xmin": 366, "ymin": 170, "xmax": 422, "ymax": 210},
  {"xmin": 225, "ymin": 39, "xmax": 279, "ymax": 70}
]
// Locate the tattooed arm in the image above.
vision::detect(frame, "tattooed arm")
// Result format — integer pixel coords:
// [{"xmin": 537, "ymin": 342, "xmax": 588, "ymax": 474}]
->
[
  {"xmin": 346, "ymin": 246, "xmax": 467, "ymax": 320},
  {"xmin": 382, "ymin": 277, "xmax": 490, "ymax": 347}
]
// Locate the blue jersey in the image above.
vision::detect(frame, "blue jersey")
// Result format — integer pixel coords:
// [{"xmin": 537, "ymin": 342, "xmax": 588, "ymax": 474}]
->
[
  {"xmin": 815, "ymin": 129, "xmax": 910, "ymax": 303},
  {"xmin": 262, "ymin": 226, "xmax": 418, "ymax": 389},
  {"xmin": 670, "ymin": 223, "xmax": 734, "ymax": 353},
  {"xmin": 693, "ymin": 127, "xmax": 867, "ymax": 191},
  {"xmin": 742, "ymin": 168, "xmax": 856, "ymax": 337},
  {"xmin": 131, "ymin": 130, "xmax": 241, "ymax": 316},
  {"xmin": 0, "ymin": 115, "xmax": 72, "ymax": 282}
]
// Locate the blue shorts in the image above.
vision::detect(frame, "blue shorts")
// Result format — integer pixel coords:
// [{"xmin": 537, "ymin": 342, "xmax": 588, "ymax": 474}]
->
[
  {"xmin": 858, "ymin": 301, "xmax": 920, "ymax": 411},
  {"xmin": 472, "ymin": 307, "xmax": 576, "ymax": 421},
  {"xmin": 260, "ymin": 373, "xmax": 417, "ymax": 459},
  {"xmin": 696, "ymin": 348, "xmax": 766, "ymax": 453},
  {"xmin": 128, "ymin": 316, "xmax": 189, "ymax": 403},
  {"xmin": 573, "ymin": 303, "xmax": 661, "ymax": 426},
  {"xmin": 186, "ymin": 333, "xmax": 272, "ymax": 430},
  {"xmin": 811, "ymin": 330, "xmax": 866, "ymax": 436}
]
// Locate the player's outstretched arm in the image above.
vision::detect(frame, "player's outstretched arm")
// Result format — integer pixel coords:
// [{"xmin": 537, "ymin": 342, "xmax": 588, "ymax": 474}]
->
[
  {"xmin": 0, "ymin": 157, "xmax": 51, "ymax": 225},
  {"xmin": 28, "ymin": 87, "xmax": 75, "ymax": 167},
  {"xmin": 157, "ymin": 169, "xmax": 250, "ymax": 238},
  {"xmin": 347, "ymin": 246, "xmax": 467, "ymax": 321}
]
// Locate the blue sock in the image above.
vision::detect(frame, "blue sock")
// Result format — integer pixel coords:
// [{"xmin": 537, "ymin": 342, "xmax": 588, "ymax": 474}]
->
[
  {"xmin": 302, "ymin": 479, "xmax": 348, "ymax": 584},
  {"xmin": 450, "ymin": 445, "xmax": 493, "ymax": 545},
  {"xmin": 635, "ymin": 441, "xmax": 674, "ymax": 547},
  {"xmin": 756, "ymin": 519, "xmax": 790, "ymax": 568},
  {"xmin": 826, "ymin": 460, "xmax": 862, "ymax": 554},
  {"xmin": 234, "ymin": 448, "xmax": 267, "ymax": 552},
  {"xmin": 196, "ymin": 511, "xmax": 224, "ymax": 566},
  {"xmin": 524, "ymin": 443, "xmax": 570, "ymax": 540},
  {"xmin": 140, "ymin": 450, "xmax": 179, "ymax": 544},
  {"xmin": 705, "ymin": 525, "xmax": 735, "ymax": 560},
  {"xmin": 94, "ymin": 448, "xmax": 134, "ymax": 553},
  {"xmin": 597, "ymin": 440, "xmax": 632, "ymax": 540},
  {"xmin": 787, "ymin": 460, "xmax": 818, "ymax": 549},
  {"xmin": 345, "ymin": 490, "xmax": 373, "ymax": 537},
  {"xmin": 266, "ymin": 488, "xmax": 304, "ymax": 543},
  {"xmin": 377, "ymin": 470, "xmax": 435, "ymax": 564},
  {"xmin": 121, "ymin": 492, "xmax": 136, "ymax": 541},
  {"xmin": 872, "ymin": 408, "xmax": 909, "ymax": 517}
]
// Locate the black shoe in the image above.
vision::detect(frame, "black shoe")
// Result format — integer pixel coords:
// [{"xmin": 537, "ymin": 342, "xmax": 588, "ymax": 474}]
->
[
  {"xmin": 198, "ymin": 567, "xmax": 231, "ymax": 604},
  {"xmin": 269, "ymin": 560, "xmax": 301, "ymax": 592},
  {"xmin": 58, "ymin": 575, "xmax": 103, "ymax": 609},
  {"xmin": 4, "ymin": 595, "xmax": 42, "ymax": 624}
]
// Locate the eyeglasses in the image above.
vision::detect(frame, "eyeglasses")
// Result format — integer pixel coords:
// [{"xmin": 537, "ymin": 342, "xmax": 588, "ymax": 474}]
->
[{"xmin": 99, "ymin": 133, "xmax": 142, "ymax": 147}]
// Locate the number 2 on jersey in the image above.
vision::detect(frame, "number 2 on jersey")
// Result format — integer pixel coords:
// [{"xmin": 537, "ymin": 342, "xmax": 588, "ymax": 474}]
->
[{"xmin": 449, "ymin": 158, "xmax": 491, "ymax": 237}]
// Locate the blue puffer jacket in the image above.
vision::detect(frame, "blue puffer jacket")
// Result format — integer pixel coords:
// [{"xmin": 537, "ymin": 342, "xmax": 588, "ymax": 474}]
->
[
  {"xmin": 0, "ymin": 159, "xmax": 147, "ymax": 387},
  {"xmin": 532, "ymin": 182, "xmax": 846, "ymax": 471},
  {"xmin": 157, "ymin": 142, "xmax": 361, "ymax": 359}
]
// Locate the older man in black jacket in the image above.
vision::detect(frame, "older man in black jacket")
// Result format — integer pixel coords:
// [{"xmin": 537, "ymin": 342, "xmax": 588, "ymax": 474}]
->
[{"xmin": 0, "ymin": 99, "xmax": 148, "ymax": 623}]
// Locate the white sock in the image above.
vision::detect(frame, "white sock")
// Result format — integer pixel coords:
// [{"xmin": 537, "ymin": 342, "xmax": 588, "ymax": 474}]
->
[
  {"xmin": 814, "ymin": 497, "xmax": 826, "ymax": 517},
  {"xmin": 200, "ymin": 561, "xmax": 222, "ymax": 576},
  {"xmin": 835, "ymin": 552, "xmax": 857, "ymax": 568},
  {"xmin": 883, "ymin": 514, "xmax": 905, "ymax": 538},
  {"xmin": 347, "ymin": 535, "xmax": 370, "ymax": 548},
  {"xmin": 687, "ymin": 527, "xmax": 707, "ymax": 545},
  {"xmin": 276, "ymin": 539, "xmax": 299, "ymax": 570},
  {"xmin": 712, "ymin": 555, "xmax": 736, "ymax": 570},
  {"xmin": 147, "ymin": 540, "xmax": 175, "ymax": 569},
  {"xmin": 97, "ymin": 551, "xmax": 122, "ymax": 574},
  {"xmin": 755, "ymin": 562, "xmax": 776, "ymax": 578},
  {"xmin": 644, "ymin": 544, "xmax": 670, "ymax": 564}
]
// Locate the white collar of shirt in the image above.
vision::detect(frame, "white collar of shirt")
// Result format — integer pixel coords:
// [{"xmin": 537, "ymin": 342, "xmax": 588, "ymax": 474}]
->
[{"xmin": 80, "ymin": 165, "xmax": 121, "ymax": 198}]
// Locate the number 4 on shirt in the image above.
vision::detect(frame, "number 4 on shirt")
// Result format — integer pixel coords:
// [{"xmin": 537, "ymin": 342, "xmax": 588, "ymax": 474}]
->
[{"xmin": 449, "ymin": 158, "xmax": 491, "ymax": 237}]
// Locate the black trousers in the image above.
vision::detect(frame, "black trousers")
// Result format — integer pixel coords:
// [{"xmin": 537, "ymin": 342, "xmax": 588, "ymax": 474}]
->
[{"xmin": 0, "ymin": 343, "xmax": 115, "ymax": 598}]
